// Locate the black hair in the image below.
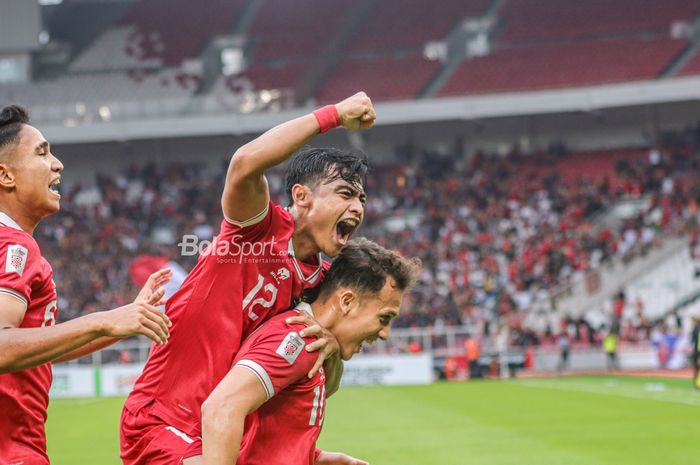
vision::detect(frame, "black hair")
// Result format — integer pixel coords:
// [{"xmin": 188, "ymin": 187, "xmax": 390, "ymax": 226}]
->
[
  {"xmin": 284, "ymin": 147, "xmax": 368, "ymax": 205},
  {"xmin": 0, "ymin": 105, "xmax": 29, "ymax": 156},
  {"xmin": 315, "ymin": 238, "xmax": 421, "ymax": 302}
]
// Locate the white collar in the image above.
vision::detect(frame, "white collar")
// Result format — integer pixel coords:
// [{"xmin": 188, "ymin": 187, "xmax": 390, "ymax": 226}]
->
[
  {"xmin": 287, "ymin": 239, "xmax": 323, "ymax": 285},
  {"xmin": 0, "ymin": 211, "xmax": 23, "ymax": 231},
  {"xmin": 294, "ymin": 301, "xmax": 314, "ymax": 317}
]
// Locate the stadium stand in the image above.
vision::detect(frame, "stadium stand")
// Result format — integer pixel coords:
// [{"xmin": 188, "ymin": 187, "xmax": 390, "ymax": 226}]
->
[
  {"xmin": 439, "ymin": 37, "xmax": 687, "ymax": 96},
  {"xmin": 344, "ymin": 0, "xmax": 489, "ymax": 53},
  {"xmin": 248, "ymin": 0, "xmax": 356, "ymax": 61},
  {"xmin": 10, "ymin": 0, "xmax": 700, "ymax": 114},
  {"xmin": 679, "ymin": 48, "xmax": 700, "ymax": 76},
  {"xmin": 497, "ymin": 0, "xmax": 700, "ymax": 42},
  {"xmin": 39, "ymin": 123, "xmax": 700, "ymax": 349},
  {"xmin": 316, "ymin": 53, "xmax": 441, "ymax": 103}
]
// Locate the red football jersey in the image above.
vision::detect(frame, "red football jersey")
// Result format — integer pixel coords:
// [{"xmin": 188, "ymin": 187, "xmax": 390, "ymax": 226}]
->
[
  {"xmin": 0, "ymin": 212, "xmax": 58, "ymax": 465},
  {"xmin": 124, "ymin": 202, "xmax": 325, "ymax": 437},
  {"xmin": 235, "ymin": 306, "xmax": 326, "ymax": 465}
]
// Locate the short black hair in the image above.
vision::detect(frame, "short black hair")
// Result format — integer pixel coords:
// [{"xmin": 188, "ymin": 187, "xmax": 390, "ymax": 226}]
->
[
  {"xmin": 315, "ymin": 238, "xmax": 421, "ymax": 302},
  {"xmin": 0, "ymin": 105, "xmax": 29, "ymax": 156},
  {"xmin": 284, "ymin": 147, "xmax": 368, "ymax": 205}
]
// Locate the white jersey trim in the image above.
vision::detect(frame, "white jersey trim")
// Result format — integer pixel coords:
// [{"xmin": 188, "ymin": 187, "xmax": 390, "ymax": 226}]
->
[
  {"xmin": 164, "ymin": 425, "xmax": 199, "ymax": 444},
  {"xmin": 0, "ymin": 211, "xmax": 23, "ymax": 231},
  {"xmin": 294, "ymin": 301, "xmax": 314, "ymax": 317},
  {"xmin": 236, "ymin": 359, "xmax": 275, "ymax": 400},
  {"xmin": 223, "ymin": 203, "xmax": 270, "ymax": 228},
  {"xmin": 0, "ymin": 286, "xmax": 28, "ymax": 307},
  {"xmin": 287, "ymin": 239, "xmax": 323, "ymax": 285}
]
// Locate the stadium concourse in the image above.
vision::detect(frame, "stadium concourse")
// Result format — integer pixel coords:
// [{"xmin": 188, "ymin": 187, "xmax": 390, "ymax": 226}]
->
[{"xmin": 35, "ymin": 124, "xmax": 700, "ymax": 365}]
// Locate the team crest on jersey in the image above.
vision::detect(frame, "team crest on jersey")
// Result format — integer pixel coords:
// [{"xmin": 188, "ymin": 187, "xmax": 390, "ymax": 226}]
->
[
  {"xmin": 276, "ymin": 267, "xmax": 290, "ymax": 282},
  {"xmin": 276, "ymin": 331, "xmax": 305, "ymax": 364},
  {"xmin": 5, "ymin": 244, "xmax": 28, "ymax": 277}
]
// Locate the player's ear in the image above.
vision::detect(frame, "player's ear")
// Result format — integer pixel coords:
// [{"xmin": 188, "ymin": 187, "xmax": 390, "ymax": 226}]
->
[
  {"xmin": 338, "ymin": 289, "xmax": 357, "ymax": 316},
  {"xmin": 0, "ymin": 163, "xmax": 17, "ymax": 189},
  {"xmin": 291, "ymin": 183, "xmax": 313, "ymax": 210}
]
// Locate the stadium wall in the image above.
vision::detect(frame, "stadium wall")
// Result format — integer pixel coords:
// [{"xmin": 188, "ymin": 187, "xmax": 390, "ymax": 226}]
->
[{"xmin": 50, "ymin": 355, "xmax": 434, "ymax": 398}]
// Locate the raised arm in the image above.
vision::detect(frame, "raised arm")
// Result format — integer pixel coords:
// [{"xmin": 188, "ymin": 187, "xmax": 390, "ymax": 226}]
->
[
  {"xmin": 221, "ymin": 92, "xmax": 376, "ymax": 223},
  {"xmin": 0, "ymin": 269, "xmax": 172, "ymax": 373},
  {"xmin": 201, "ymin": 366, "xmax": 268, "ymax": 465}
]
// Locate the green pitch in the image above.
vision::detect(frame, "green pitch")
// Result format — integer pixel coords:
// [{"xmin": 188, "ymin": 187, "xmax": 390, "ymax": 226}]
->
[{"xmin": 46, "ymin": 376, "xmax": 699, "ymax": 465}]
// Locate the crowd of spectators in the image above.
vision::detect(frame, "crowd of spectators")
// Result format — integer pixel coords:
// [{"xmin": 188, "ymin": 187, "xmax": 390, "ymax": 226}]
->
[{"xmin": 37, "ymin": 124, "xmax": 700, "ymax": 352}]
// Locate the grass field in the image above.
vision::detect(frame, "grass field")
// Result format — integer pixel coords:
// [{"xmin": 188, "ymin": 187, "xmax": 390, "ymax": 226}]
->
[{"xmin": 46, "ymin": 376, "xmax": 699, "ymax": 465}]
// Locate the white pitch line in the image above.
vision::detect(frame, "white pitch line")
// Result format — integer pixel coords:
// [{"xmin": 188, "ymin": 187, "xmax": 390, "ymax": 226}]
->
[{"xmin": 515, "ymin": 380, "xmax": 700, "ymax": 407}]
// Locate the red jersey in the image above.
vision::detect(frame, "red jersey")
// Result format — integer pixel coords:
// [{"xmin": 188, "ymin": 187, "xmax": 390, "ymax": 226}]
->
[
  {"xmin": 235, "ymin": 305, "xmax": 326, "ymax": 465},
  {"xmin": 0, "ymin": 212, "xmax": 58, "ymax": 465},
  {"xmin": 124, "ymin": 202, "xmax": 325, "ymax": 437}
]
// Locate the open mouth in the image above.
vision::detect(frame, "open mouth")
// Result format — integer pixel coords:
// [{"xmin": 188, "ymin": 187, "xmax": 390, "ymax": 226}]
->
[
  {"xmin": 49, "ymin": 178, "xmax": 61, "ymax": 198},
  {"xmin": 357, "ymin": 336, "xmax": 378, "ymax": 353},
  {"xmin": 335, "ymin": 218, "xmax": 359, "ymax": 246}
]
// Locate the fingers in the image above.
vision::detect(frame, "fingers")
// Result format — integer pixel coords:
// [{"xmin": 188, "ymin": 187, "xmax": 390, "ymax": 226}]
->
[
  {"xmin": 147, "ymin": 286, "xmax": 166, "ymax": 306},
  {"xmin": 137, "ymin": 316, "xmax": 168, "ymax": 345},
  {"xmin": 304, "ymin": 337, "xmax": 328, "ymax": 353},
  {"xmin": 307, "ymin": 351, "xmax": 326, "ymax": 379},
  {"xmin": 147, "ymin": 268, "xmax": 172, "ymax": 286},
  {"xmin": 299, "ymin": 323, "xmax": 324, "ymax": 338},
  {"xmin": 141, "ymin": 302, "xmax": 172, "ymax": 329},
  {"xmin": 286, "ymin": 313, "xmax": 315, "ymax": 327}
]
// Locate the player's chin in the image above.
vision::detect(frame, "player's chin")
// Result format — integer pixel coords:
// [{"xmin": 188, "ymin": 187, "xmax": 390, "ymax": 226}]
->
[
  {"xmin": 340, "ymin": 345, "xmax": 357, "ymax": 361},
  {"xmin": 321, "ymin": 240, "xmax": 343, "ymax": 258}
]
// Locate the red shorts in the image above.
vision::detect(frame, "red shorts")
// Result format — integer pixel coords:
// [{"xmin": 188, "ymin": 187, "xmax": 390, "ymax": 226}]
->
[{"xmin": 120, "ymin": 403, "xmax": 202, "ymax": 465}]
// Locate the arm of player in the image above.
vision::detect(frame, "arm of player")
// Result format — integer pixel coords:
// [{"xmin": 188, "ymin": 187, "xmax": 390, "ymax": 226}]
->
[
  {"xmin": 0, "ymin": 269, "xmax": 172, "ymax": 373},
  {"xmin": 221, "ymin": 92, "xmax": 376, "ymax": 223},
  {"xmin": 0, "ymin": 297, "xmax": 167, "ymax": 372},
  {"xmin": 201, "ymin": 366, "xmax": 268, "ymax": 465},
  {"xmin": 53, "ymin": 268, "xmax": 172, "ymax": 364}
]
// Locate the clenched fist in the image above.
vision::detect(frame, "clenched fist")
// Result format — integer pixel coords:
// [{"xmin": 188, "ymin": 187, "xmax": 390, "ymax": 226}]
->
[{"xmin": 335, "ymin": 92, "xmax": 376, "ymax": 131}]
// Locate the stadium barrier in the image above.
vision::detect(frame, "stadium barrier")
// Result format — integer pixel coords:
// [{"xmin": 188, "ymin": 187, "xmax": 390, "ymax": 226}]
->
[
  {"xmin": 341, "ymin": 354, "xmax": 433, "ymax": 386},
  {"xmin": 51, "ymin": 354, "xmax": 434, "ymax": 398}
]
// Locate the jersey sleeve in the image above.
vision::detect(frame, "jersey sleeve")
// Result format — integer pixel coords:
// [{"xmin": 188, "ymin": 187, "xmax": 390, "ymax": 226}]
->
[
  {"xmin": 219, "ymin": 200, "xmax": 278, "ymax": 242},
  {"xmin": 0, "ymin": 232, "xmax": 39, "ymax": 308},
  {"xmin": 233, "ymin": 323, "xmax": 317, "ymax": 400}
]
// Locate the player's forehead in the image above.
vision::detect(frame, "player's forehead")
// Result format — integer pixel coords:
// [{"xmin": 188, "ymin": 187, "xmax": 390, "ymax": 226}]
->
[
  {"xmin": 363, "ymin": 278, "xmax": 403, "ymax": 314},
  {"xmin": 321, "ymin": 177, "xmax": 365, "ymax": 195},
  {"xmin": 17, "ymin": 125, "xmax": 48, "ymax": 154}
]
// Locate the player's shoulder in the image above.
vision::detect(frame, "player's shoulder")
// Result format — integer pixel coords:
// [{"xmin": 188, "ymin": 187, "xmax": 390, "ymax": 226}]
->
[
  {"xmin": 262, "ymin": 306, "xmax": 315, "ymax": 339},
  {"xmin": 219, "ymin": 200, "xmax": 293, "ymax": 236},
  {"xmin": 0, "ymin": 223, "xmax": 40, "ymax": 256}
]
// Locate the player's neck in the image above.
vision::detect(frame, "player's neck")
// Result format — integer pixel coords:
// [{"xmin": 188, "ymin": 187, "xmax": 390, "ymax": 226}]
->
[
  {"xmin": 0, "ymin": 202, "xmax": 39, "ymax": 234},
  {"xmin": 290, "ymin": 224, "xmax": 319, "ymax": 262},
  {"xmin": 308, "ymin": 300, "xmax": 339, "ymax": 330},
  {"xmin": 288, "ymin": 205, "xmax": 321, "ymax": 261}
]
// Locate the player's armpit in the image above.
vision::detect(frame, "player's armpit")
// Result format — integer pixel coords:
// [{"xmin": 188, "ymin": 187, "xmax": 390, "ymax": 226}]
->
[{"xmin": 201, "ymin": 366, "xmax": 268, "ymax": 465}]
